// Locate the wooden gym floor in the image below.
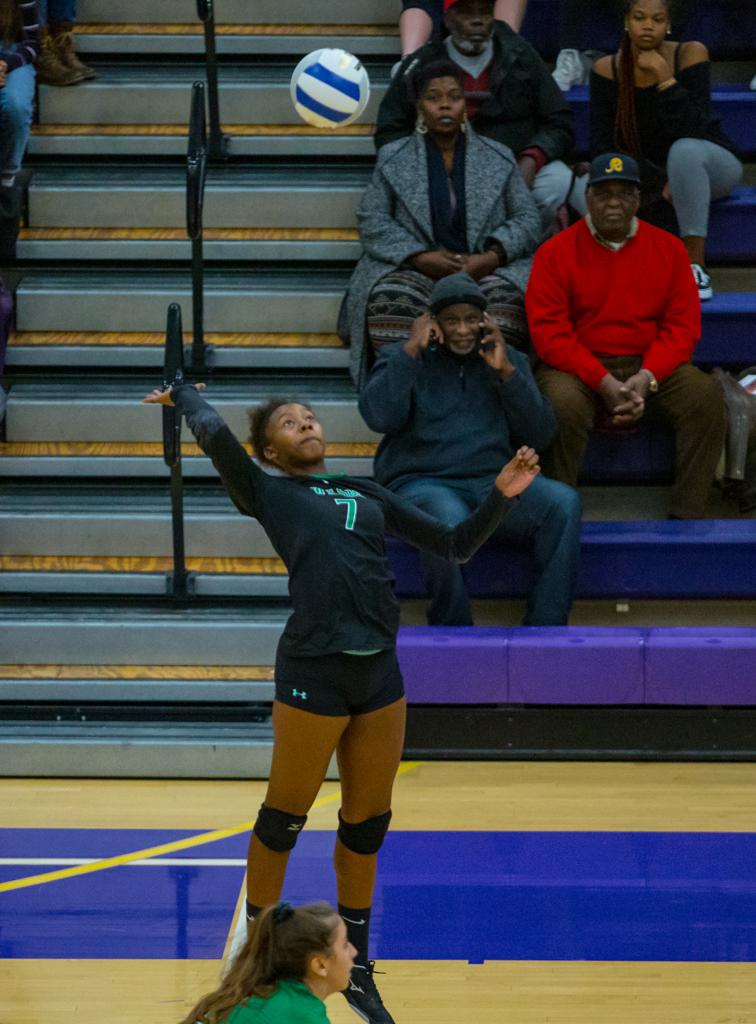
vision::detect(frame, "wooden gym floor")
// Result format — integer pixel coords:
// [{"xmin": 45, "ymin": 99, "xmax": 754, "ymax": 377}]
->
[{"xmin": 2, "ymin": 761, "xmax": 756, "ymax": 1024}]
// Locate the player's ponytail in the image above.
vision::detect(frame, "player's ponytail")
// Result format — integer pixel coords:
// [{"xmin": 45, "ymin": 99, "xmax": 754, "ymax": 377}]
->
[{"xmin": 180, "ymin": 901, "xmax": 339, "ymax": 1024}]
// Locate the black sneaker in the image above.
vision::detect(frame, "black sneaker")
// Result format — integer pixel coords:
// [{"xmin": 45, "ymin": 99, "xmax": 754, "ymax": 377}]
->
[{"xmin": 342, "ymin": 961, "xmax": 396, "ymax": 1024}]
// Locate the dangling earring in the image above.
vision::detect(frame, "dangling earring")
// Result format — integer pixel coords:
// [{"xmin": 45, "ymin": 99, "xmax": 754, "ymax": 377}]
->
[
  {"xmin": 666, "ymin": 28, "xmax": 671, "ymax": 34},
  {"xmin": 415, "ymin": 114, "xmax": 428, "ymax": 135},
  {"xmin": 460, "ymin": 113, "xmax": 469, "ymax": 134}
]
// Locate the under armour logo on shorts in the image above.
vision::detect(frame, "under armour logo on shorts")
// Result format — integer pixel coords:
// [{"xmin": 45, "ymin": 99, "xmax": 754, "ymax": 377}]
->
[{"xmin": 292, "ymin": 688, "xmax": 308, "ymax": 700}]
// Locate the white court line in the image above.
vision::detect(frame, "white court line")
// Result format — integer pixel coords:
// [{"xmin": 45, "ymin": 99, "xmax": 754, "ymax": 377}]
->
[
  {"xmin": 0, "ymin": 857, "xmax": 247, "ymax": 867},
  {"xmin": 225, "ymin": 889, "xmax": 251, "ymax": 970}
]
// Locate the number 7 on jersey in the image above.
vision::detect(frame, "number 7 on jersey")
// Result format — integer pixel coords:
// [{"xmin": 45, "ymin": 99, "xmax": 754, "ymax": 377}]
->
[{"xmin": 334, "ymin": 498, "xmax": 358, "ymax": 531}]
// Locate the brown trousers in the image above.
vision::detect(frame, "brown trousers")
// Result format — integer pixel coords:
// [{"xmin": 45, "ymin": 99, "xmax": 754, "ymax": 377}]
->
[{"xmin": 535, "ymin": 356, "xmax": 726, "ymax": 518}]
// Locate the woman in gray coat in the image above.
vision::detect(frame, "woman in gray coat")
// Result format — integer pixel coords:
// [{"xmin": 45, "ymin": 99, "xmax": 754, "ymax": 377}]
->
[{"xmin": 341, "ymin": 57, "xmax": 542, "ymax": 388}]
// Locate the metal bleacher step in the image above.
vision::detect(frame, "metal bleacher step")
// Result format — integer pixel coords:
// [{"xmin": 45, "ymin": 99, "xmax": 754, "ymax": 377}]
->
[
  {"xmin": 26, "ymin": 165, "xmax": 369, "ymax": 229},
  {"xmin": 10, "ymin": 270, "xmax": 756, "ymax": 365},
  {"xmin": 4, "ymin": 376, "xmax": 373, "ymax": 443},
  {"xmin": 76, "ymin": 0, "xmax": 395, "ymax": 23},
  {"xmin": 75, "ymin": 23, "xmax": 399, "ymax": 58},
  {"xmin": 5, "ymin": 331, "xmax": 350, "ymax": 370},
  {"xmin": 17, "ymin": 165, "xmax": 756, "ymax": 263},
  {"xmin": 0, "ymin": 441, "xmax": 374, "ymax": 479},
  {"xmin": 3, "ymin": 513, "xmax": 756, "ymax": 601},
  {"xmin": 29, "ymin": 121, "xmax": 377, "ymax": 160},
  {"xmin": 0, "ymin": 662, "xmax": 274, "ymax": 703},
  {"xmin": 17, "ymin": 202, "xmax": 756, "ymax": 265},
  {"xmin": 30, "ymin": 76, "xmax": 755, "ymax": 160},
  {"xmin": 0, "ymin": 719, "xmax": 287, "ymax": 780},
  {"xmin": 6, "ymin": 266, "xmax": 753, "ymax": 371},
  {"xmin": 19, "ymin": 162, "xmax": 367, "ymax": 261},
  {"xmin": 14, "ymin": 269, "xmax": 348, "ymax": 333},
  {"xmin": 2, "ymin": 601, "xmax": 289, "ymax": 666},
  {"xmin": 16, "ymin": 227, "xmax": 361, "ymax": 263},
  {"xmin": 37, "ymin": 64, "xmax": 390, "ymax": 128}
]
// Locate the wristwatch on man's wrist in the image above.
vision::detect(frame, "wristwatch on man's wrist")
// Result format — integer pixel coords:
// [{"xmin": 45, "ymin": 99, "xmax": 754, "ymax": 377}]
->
[{"xmin": 641, "ymin": 368, "xmax": 659, "ymax": 393}]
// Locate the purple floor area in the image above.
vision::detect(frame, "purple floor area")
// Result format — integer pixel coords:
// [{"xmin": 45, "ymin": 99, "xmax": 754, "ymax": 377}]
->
[{"xmin": 3, "ymin": 828, "xmax": 756, "ymax": 963}]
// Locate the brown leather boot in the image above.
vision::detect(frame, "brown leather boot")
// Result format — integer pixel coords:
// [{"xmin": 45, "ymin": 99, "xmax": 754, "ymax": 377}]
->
[
  {"xmin": 53, "ymin": 23, "xmax": 97, "ymax": 81},
  {"xmin": 36, "ymin": 26, "xmax": 83, "ymax": 85}
]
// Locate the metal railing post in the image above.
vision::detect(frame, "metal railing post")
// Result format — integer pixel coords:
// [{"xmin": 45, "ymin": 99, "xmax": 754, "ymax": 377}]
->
[
  {"xmin": 162, "ymin": 302, "xmax": 193, "ymax": 600},
  {"xmin": 196, "ymin": 0, "xmax": 229, "ymax": 161},
  {"xmin": 186, "ymin": 80, "xmax": 214, "ymax": 376}
]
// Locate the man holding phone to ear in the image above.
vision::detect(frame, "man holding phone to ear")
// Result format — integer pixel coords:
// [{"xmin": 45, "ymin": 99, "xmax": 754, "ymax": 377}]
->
[{"xmin": 359, "ymin": 272, "xmax": 581, "ymax": 626}]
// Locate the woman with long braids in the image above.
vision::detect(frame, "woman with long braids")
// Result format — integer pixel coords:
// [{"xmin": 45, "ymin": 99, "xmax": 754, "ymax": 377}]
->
[
  {"xmin": 145, "ymin": 381, "xmax": 540, "ymax": 1024},
  {"xmin": 589, "ymin": 0, "xmax": 742, "ymax": 301},
  {"xmin": 180, "ymin": 901, "xmax": 355, "ymax": 1024}
]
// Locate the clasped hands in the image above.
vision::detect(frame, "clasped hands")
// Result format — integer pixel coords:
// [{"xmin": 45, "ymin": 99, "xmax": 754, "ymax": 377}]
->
[
  {"xmin": 411, "ymin": 248, "xmax": 499, "ymax": 281},
  {"xmin": 598, "ymin": 371, "xmax": 652, "ymax": 426}
]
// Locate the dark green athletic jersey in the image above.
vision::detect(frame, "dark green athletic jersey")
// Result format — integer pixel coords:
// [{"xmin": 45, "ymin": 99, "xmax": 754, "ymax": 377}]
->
[
  {"xmin": 223, "ymin": 979, "xmax": 329, "ymax": 1023},
  {"xmin": 175, "ymin": 386, "xmax": 513, "ymax": 657}
]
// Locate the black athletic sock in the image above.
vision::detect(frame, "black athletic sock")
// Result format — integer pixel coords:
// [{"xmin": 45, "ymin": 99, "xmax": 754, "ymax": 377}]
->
[
  {"xmin": 338, "ymin": 903, "xmax": 371, "ymax": 968},
  {"xmin": 246, "ymin": 900, "xmax": 262, "ymax": 921}
]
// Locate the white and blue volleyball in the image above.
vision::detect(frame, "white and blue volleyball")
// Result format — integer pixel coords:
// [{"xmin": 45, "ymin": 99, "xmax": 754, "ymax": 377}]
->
[{"xmin": 290, "ymin": 49, "xmax": 370, "ymax": 129}]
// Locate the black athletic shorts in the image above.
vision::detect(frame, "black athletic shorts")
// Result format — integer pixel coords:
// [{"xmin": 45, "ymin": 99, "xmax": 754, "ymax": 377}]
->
[{"xmin": 274, "ymin": 648, "xmax": 405, "ymax": 717}]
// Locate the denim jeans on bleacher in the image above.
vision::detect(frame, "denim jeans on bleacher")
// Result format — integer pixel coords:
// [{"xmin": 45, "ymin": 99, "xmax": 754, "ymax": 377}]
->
[
  {"xmin": 0, "ymin": 61, "xmax": 35, "ymax": 183},
  {"xmin": 394, "ymin": 473, "xmax": 582, "ymax": 626},
  {"xmin": 37, "ymin": 0, "xmax": 77, "ymax": 23}
]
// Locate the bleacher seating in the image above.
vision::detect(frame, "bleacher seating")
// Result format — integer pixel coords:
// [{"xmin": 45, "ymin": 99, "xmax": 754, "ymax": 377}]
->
[
  {"xmin": 398, "ymin": 626, "xmax": 756, "ymax": 704},
  {"xmin": 0, "ymin": 0, "xmax": 754, "ymax": 771}
]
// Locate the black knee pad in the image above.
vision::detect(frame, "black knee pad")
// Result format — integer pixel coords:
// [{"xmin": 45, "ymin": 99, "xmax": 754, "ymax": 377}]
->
[
  {"xmin": 337, "ymin": 809, "xmax": 392, "ymax": 855},
  {"xmin": 253, "ymin": 803, "xmax": 307, "ymax": 853}
]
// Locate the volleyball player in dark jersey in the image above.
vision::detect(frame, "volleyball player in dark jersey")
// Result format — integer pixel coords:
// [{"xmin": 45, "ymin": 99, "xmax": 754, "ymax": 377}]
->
[{"xmin": 144, "ymin": 381, "xmax": 540, "ymax": 1024}]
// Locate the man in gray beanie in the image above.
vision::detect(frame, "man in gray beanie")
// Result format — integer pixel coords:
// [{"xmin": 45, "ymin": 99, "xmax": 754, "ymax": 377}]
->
[{"xmin": 359, "ymin": 272, "xmax": 581, "ymax": 625}]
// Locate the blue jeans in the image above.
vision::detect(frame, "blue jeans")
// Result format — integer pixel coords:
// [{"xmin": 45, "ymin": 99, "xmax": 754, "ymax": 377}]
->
[
  {"xmin": 394, "ymin": 474, "xmax": 582, "ymax": 626},
  {"xmin": 37, "ymin": 0, "xmax": 77, "ymax": 23},
  {"xmin": 0, "ymin": 62, "xmax": 35, "ymax": 181}
]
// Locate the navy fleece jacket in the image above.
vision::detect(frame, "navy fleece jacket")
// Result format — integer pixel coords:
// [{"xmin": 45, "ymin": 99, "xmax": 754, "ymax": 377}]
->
[{"xmin": 359, "ymin": 341, "xmax": 556, "ymax": 492}]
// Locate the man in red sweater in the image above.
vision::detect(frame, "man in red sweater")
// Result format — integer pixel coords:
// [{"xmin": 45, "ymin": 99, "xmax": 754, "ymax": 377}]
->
[{"xmin": 526, "ymin": 152, "xmax": 725, "ymax": 518}]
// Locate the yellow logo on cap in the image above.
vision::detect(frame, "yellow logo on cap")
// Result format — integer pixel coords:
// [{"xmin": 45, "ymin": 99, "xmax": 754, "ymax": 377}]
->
[{"xmin": 605, "ymin": 157, "xmax": 624, "ymax": 174}]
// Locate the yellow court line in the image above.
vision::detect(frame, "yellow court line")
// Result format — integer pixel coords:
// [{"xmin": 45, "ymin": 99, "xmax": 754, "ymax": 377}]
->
[{"xmin": 0, "ymin": 761, "xmax": 421, "ymax": 895}]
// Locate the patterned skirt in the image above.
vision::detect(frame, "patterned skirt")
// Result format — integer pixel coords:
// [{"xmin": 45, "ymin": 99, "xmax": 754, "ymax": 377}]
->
[{"xmin": 365, "ymin": 269, "xmax": 530, "ymax": 361}]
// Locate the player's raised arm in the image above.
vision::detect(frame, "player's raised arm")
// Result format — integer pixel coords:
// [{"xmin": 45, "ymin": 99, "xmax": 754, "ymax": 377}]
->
[
  {"xmin": 143, "ymin": 382, "xmax": 262, "ymax": 518},
  {"xmin": 383, "ymin": 447, "xmax": 540, "ymax": 563}
]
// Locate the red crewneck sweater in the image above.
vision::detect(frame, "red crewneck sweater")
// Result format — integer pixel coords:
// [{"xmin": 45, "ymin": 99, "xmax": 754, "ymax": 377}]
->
[{"xmin": 526, "ymin": 218, "xmax": 701, "ymax": 391}]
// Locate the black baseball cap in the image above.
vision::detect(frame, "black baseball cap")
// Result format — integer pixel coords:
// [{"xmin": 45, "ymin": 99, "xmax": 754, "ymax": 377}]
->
[{"xmin": 587, "ymin": 152, "xmax": 641, "ymax": 186}]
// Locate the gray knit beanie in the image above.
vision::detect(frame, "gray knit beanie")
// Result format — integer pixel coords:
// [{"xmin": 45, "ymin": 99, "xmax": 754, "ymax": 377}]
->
[{"xmin": 428, "ymin": 272, "xmax": 487, "ymax": 315}]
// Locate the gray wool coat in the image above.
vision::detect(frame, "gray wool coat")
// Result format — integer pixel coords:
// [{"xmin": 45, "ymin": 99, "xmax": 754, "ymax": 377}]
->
[{"xmin": 340, "ymin": 129, "xmax": 542, "ymax": 388}]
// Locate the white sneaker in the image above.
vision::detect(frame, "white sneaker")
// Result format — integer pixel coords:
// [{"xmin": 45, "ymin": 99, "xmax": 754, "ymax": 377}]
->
[
  {"xmin": 691, "ymin": 263, "xmax": 713, "ymax": 301},
  {"xmin": 552, "ymin": 48, "xmax": 585, "ymax": 91}
]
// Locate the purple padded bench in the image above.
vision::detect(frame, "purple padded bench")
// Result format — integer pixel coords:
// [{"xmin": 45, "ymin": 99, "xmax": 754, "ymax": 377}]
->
[
  {"xmin": 396, "ymin": 626, "xmax": 756, "ymax": 706},
  {"xmin": 387, "ymin": 521, "xmax": 756, "ymax": 601}
]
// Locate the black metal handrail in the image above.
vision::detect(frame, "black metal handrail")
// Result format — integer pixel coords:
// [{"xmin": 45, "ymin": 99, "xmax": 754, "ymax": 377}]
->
[
  {"xmin": 186, "ymin": 80, "xmax": 214, "ymax": 375},
  {"xmin": 162, "ymin": 302, "xmax": 193, "ymax": 600},
  {"xmin": 196, "ymin": 0, "xmax": 229, "ymax": 161}
]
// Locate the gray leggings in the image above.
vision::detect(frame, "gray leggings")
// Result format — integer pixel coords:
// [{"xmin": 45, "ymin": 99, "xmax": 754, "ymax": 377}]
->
[{"xmin": 666, "ymin": 137, "xmax": 743, "ymax": 237}]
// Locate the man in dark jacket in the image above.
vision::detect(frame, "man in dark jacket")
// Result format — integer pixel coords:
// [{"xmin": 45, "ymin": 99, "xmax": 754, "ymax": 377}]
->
[
  {"xmin": 376, "ymin": 0, "xmax": 584, "ymax": 226},
  {"xmin": 359, "ymin": 272, "xmax": 582, "ymax": 626}
]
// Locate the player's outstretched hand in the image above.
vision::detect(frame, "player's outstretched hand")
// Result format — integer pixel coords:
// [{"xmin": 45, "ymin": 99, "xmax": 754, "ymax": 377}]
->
[
  {"xmin": 496, "ymin": 446, "xmax": 540, "ymax": 498},
  {"xmin": 142, "ymin": 382, "xmax": 206, "ymax": 407}
]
